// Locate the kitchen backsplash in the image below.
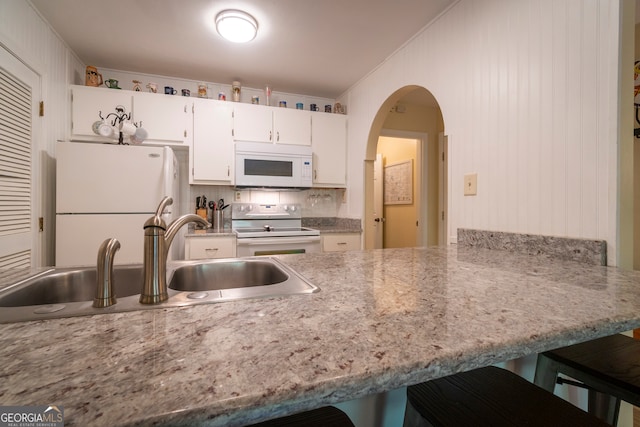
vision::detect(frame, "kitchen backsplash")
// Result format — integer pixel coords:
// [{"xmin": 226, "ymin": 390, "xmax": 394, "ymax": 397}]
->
[
  {"xmin": 457, "ymin": 228, "xmax": 607, "ymax": 266},
  {"xmin": 187, "ymin": 185, "xmax": 346, "ymax": 218}
]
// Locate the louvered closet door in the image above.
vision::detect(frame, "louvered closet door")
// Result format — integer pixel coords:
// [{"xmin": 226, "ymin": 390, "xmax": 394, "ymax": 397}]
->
[{"xmin": 0, "ymin": 47, "xmax": 39, "ymax": 269}]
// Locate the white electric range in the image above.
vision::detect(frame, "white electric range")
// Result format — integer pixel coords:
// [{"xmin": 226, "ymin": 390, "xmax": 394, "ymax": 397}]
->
[{"xmin": 231, "ymin": 203, "xmax": 321, "ymax": 257}]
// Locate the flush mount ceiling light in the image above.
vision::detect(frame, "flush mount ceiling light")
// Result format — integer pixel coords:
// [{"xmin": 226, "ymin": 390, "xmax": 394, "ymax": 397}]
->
[{"xmin": 215, "ymin": 10, "xmax": 258, "ymax": 43}]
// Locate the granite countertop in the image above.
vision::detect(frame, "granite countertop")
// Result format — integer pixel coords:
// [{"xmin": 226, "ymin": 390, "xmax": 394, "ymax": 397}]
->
[
  {"xmin": 185, "ymin": 217, "xmax": 362, "ymax": 236},
  {"xmin": 302, "ymin": 217, "xmax": 362, "ymax": 233},
  {"xmin": 185, "ymin": 227, "xmax": 235, "ymax": 237},
  {"xmin": 185, "ymin": 223, "xmax": 234, "ymax": 237},
  {"xmin": 1, "ymin": 246, "xmax": 640, "ymax": 426}
]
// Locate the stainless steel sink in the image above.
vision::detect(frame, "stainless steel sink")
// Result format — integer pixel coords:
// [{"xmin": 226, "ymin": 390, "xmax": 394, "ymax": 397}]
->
[
  {"xmin": 0, "ymin": 265, "xmax": 142, "ymax": 307},
  {"xmin": 0, "ymin": 257, "xmax": 318, "ymax": 323},
  {"xmin": 168, "ymin": 258, "xmax": 317, "ymax": 302},
  {"xmin": 169, "ymin": 259, "xmax": 289, "ymax": 291}
]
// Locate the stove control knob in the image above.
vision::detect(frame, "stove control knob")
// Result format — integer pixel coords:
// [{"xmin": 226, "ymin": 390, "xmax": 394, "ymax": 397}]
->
[
  {"xmin": 290, "ymin": 205, "xmax": 296, "ymax": 212},
  {"xmin": 283, "ymin": 205, "xmax": 289, "ymax": 211}
]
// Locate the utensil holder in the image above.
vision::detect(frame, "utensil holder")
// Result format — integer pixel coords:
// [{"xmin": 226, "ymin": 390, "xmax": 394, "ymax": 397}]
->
[{"xmin": 214, "ymin": 210, "xmax": 224, "ymax": 232}]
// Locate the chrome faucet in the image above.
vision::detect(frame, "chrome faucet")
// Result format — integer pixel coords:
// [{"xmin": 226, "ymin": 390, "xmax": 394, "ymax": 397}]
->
[
  {"xmin": 93, "ymin": 238, "xmax": 121, "ymax": 308},
  {"xmin": 141, "ymin": 197, "xmax": 208, "ymax": 304}
]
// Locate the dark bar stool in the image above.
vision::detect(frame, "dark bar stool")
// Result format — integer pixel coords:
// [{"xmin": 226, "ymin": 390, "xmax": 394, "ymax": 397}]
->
[
  {"xmin": 246, "ymin": 406, "xmax": 354, "ymax": 427},
  {"xmin": 534, "ymin": 333, "xmax": 640, "ymax": 425},
  {"xmin": 403, "ymin": 366, "xmax": 609, "ymax": 427}
]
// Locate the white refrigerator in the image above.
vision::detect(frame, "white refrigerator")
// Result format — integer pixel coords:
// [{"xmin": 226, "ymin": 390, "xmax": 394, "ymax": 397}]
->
[{"xmin": 55, "ymin": 142, "xmax": 179, "ymax": 267}]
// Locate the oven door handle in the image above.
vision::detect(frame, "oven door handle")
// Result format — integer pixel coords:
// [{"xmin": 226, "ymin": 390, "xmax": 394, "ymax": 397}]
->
[
  {"xmin": 245, "ymin": 213, "xmax": 290, "ymax": 217},
  {"xmin": 237, "ymin": 236, "xmax": 321, "ymax": 246}
]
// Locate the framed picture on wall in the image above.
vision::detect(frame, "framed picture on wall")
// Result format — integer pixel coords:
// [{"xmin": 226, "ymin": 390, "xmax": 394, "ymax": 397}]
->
[{"xmin": 384, "ymin": 159, "xmax": 413, "ymax": 205}]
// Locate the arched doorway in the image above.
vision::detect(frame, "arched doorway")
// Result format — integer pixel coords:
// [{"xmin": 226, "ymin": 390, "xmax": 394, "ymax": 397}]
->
[{"xmin": 363, "ymin": 86, "xmax": 446, "ymax": 250}]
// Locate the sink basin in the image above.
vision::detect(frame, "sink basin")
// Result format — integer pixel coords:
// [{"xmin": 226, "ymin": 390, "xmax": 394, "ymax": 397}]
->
[
  {"xmin": 168, "ymin": 258, "xmax": 318, "ymax": 301},
  {"xmin": 169, "ymin": 259, "xmax": 289, "ymax": 291},
  {"xmin": 0, "ymin": 257, "xmax": 318, "ymax": 323},
  {"xmin": 0, "ymin": 265, "xmax": 143, "ymax": 307}
]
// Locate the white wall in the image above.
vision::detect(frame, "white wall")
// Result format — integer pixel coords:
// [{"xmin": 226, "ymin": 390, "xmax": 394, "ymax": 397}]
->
[{"xmin": 340, "ymin": 0, "xmax": 622, "ymax": 264}]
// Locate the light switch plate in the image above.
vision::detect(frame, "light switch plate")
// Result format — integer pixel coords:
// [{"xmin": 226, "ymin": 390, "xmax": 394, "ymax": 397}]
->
[{"xmin": 464, "ymin": 173, "xmax": 477, "ymax": 196}]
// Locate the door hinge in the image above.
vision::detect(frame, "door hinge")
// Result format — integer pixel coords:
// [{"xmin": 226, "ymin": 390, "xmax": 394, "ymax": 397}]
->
[
  {"xmin": 441, "ymin": 211, "xmax": 445, "ymax": 220},
  {"xmin": 38, "ymin": 217, "xmax": 44, "ymax": 232},
  {"xmin": 416, "ymin": 221, "xmax": 419, "ymax": 227},
  {"xmin": 442, "ymin": 152, "xmax": 444, "ymax": 161},
  {"xmin": 184, "ymin": 130, "xmax": 187, "ymax": 138},
  {"xmin": 39, "ymin": 101, "xmax": 44, "ymax": 117}
]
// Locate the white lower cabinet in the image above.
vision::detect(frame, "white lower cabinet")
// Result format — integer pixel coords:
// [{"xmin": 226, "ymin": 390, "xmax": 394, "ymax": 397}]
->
[
  {"xmin": 322, "ymin": 233, "xmax": 361, "ymax": 252},
  {"xmin": 185, "ymin": 236, "xmax": 236, "ymax": 260}
]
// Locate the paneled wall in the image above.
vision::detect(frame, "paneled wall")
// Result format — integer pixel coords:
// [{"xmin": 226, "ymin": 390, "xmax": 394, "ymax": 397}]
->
[
  {"xmin": 0, "ymin": 1, "xmax": 84, "ymax": 267},
  {"xmin": 340, "ymin": 0, "xmax": 621, "ymax": 263}
]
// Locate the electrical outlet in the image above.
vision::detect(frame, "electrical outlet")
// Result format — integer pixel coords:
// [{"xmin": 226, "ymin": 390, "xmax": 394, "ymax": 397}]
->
[
  {"xmin": 464, "ymin": 174, "xmax": 477, "ymax": 196},
  {"xmin": 235, "ymin": 191, "xmax": 242, "ymax": 202}
]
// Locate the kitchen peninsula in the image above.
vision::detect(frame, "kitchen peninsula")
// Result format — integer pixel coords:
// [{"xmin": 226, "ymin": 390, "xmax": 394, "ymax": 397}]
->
[{"xmin": 1, "ymin": 245, "xmax": 640, "ymax": 426}]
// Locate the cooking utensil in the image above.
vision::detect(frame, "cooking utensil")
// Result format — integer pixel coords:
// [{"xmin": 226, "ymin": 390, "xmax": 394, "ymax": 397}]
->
[
  {"xmin": 218, "ymin": 199, "xmax": 224, "ymax": 209},
  {"xmin": 208, "ymin": 201, "xmax": 215, "ymax": 211},
  {"xmin": 196, "ymin": 196, "xmax": 201, "ymax": 210}
]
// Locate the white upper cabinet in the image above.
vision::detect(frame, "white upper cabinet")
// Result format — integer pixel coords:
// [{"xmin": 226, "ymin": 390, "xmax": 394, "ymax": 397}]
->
[
  {"xmin": 70, "ymin": 85, "xmax": 191, "ymax": 146},
  {"xmin": 191, "ymin": 98, "xmax": 234, "ymax": 184},
  {"xmin": 233, "ymin": 103, "xmax": 311, "ymax": 146},
  {"xmin": 272, "ymin": 108, "xmax": 311, "ymax": 145},
  {"xmin": 232, "ymin": 103, "xmax": 273, "ymax": 143},
  {"xmin": 70, "ymin": 85, "xmax": 133, "ymax": 142},
  {"xmin": 133, "ymin": 92, "xmax": 190, "ymax": 146},
  {"xmin": 311, "ymin": 113, "xmax": 347, "ymax": 187}
]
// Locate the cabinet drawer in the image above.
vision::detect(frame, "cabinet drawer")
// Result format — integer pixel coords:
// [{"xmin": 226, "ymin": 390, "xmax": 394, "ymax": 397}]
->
[
  {"xmin": 186, "ymin": 237, "xmax": 235, "ymax": 259},
  {"xmin": 322, "ymin": 234, "xmax": 361, "ymax": 252}
]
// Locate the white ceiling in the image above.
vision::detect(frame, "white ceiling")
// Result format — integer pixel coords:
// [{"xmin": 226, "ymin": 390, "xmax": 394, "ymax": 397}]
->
[{"xmin": 30, "ymin": 0, "xmax": 456, "ymax": 99}]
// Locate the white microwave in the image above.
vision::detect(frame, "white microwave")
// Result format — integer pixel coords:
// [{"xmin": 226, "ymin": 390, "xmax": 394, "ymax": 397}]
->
[{"xmin": 235, "ymin": 141, "xmax": 313, "ymax": 188}]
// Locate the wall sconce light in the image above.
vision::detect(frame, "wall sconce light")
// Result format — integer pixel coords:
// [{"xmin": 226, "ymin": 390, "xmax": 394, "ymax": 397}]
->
[{"xmin": 215, "ymin": 10, "xmax": 258, "ymax": 43}]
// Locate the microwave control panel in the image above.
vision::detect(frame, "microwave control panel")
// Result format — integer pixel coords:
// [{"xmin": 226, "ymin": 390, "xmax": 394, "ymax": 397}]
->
[{"xmin": 302, "ymin": 160, "xmax": 312, "ymax": 180}]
